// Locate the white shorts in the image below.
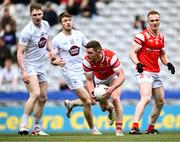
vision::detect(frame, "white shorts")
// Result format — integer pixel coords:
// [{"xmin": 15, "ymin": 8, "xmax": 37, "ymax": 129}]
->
[
  {"xmin": 25, "ymin": 66, "xmax": 47, "ymax": 82},
  {"xmin": 63, "ymin": 72, "xmax": 86, "ymax": 90},
  {"xmin": 135, "ymin": 71, "xmax": 163, "ymax": 88},
  {"xmin": 94, "ymin": 74, "xmax": 118, "ymax": 86}
]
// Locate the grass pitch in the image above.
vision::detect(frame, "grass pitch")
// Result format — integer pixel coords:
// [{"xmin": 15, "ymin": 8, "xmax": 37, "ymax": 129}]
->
[{"xmin": 0, "ymin": 132, "xmax": 180, "ymax": 142}]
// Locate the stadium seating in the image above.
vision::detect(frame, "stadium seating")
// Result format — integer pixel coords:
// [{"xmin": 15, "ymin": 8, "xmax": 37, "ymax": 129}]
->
[{"xmin": 1, "ymin": 0, "xmax": 179, "ymax": 92}]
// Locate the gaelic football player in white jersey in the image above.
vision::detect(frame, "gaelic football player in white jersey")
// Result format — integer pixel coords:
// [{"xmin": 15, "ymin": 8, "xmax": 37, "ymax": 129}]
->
[
  {"xmin": 17, "ymin": 3, "xmax": 56, "ymax": 135},
  {"xmin": 129, "ymin": 10, "xmax": 175, "ymax": 134},
  {"xmin": 51, "ymin": 12, "xmax": 101, "ymax": 135}
]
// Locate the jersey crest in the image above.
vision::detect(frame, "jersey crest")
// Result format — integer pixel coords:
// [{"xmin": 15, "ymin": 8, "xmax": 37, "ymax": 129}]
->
[
  {"xmin": 68, "ymin": 45, "xmax": 80, "ymax": 56},
  {"xmin": 38, "ymin": 37, "xmax": 47, "ymax": 48}
]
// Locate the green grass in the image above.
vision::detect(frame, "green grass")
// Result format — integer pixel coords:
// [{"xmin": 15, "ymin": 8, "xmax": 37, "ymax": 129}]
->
[{"xmin": 0, "ymin": 132, "xmax": 180, "ymax": 142}]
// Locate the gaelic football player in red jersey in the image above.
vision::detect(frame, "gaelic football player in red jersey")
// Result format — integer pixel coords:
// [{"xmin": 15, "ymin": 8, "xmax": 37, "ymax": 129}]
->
[
  {"xmin": 83, "ymin": 40, "xmax": 125, "ymax": 136},
  {"xmin": 129, "ymin": 10, "xmax": 175, "ymax": 135}
]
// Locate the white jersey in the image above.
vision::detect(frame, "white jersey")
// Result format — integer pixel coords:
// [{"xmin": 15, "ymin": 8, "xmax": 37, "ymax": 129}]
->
[
  {"xmin": 19, "ymin": 20, "xmax": 50, "ymax": 70},
  {"xmin": 52, "ymin": 29, "xmax": 88, "ymax": 75}
]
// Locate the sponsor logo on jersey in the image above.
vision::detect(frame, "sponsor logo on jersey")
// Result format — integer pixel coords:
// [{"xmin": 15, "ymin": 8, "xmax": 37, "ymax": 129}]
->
[
  {"xmin": 38, "ymin": 37, "xmax": 47, "ymax": 48},
  {"xmin": 69, "ymin": 45, "xmax": 80, "ymax": 56}
]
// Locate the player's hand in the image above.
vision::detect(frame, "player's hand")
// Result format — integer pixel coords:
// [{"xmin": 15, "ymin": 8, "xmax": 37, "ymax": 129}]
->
[
  {"xmin": 51, "ymin": 58, "xmax": 66, "ymax": 67},
  {"xmin": 136, "ymin": 63, "xmax": 144, "ymax": 73},
  {"xmin": 102, "ymin": 87, "xmax": 112, "ymax": 99},
  {"xmin": 49, "ymin": 48, "xmax": 57, "ymax": 61},
  {"xmin": 22, "ymin": 71, "xmax": 30, "ymax": 84},
  {"xmin": 167, "ymin": 62, "xmax": 175, "ymax": 74}
]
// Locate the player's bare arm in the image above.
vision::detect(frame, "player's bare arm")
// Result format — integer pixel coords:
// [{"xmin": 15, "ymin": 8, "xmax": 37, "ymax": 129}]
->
[
  {"xmin": 17, "ymin": 44, "xmax": 26, "ymax": 72},
  {"xmin": 85, "ymin": 73, "xmax": 95, "ymax": 95},
  {"xmin": 159, "ymin": 49, "xmax": 169, "ymax": 65},
  {"xmin": 103, "ymin": 68, "xmax": 125, "ymax": 99},
  {"xmin": 17, "ymin": 44, "xmax": 30, "ymax": 84},
  {"xmin": 47, "ymin": 39, "xmax": 57, "ymax": 61},
  {"xmin": 130, "ymin": 45, "xmax": 144, "ymax": 73},
  {"xmin": 129, "ymin": 44, "xmax": 141, "ymax": 65},
  {"xmin": 114, "ymin": 68, "xmax": 125, "ymax": 89},
  {"xmin": 85, "ymin": 73, "xmax": 94, "ymax": 91},
  {"xmin": 160, "ymin": 49, "xmax": 175, "ymax": 74}
]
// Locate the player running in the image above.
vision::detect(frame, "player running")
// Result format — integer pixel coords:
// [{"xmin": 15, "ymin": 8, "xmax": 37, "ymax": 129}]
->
[{"xmin": 51, "ymin": 12, "xmax": 101, "ymax": 135}]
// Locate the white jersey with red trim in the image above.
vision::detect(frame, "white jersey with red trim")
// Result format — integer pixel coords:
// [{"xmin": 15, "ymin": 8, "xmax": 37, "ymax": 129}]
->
[
  {"xmin": 52, "ymin": 29, "xmax": 88, "ymax": 74},
  {"xmin": 133, "ymin": 28, "xmax": 164, "ymax": 72},
  {"xmin": 83, "ymin": 49, "xmax": 121, "ymax": 80}
]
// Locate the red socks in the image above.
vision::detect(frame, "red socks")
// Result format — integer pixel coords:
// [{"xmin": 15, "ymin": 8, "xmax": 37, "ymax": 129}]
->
[
  {"xmin": 116, "ymin": 122, "xmax": 122, "ymax": 132},
  {"xmin": 132, "ymin": 122, "xmax": 139, "ymax": 129},
  {"xmin": 147, "ymin": 124, "xmax": 154, "ymax": 131}
]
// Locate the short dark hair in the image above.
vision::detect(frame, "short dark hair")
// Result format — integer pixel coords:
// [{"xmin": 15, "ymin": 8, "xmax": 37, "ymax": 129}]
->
[
  {"xmin": 86, "ymin": 40, "xmax": 102, "ymax": 51},
  {"xmin": 30, "ymin": 3, "xmax": 42, "ymax": 13},
  {"xmin": 147, "ymin": 10, "xmax": 160, "ymax": 18},
  {"xmin": 58, "ymin": 12, "xmax": 72, "ymax": 23}
]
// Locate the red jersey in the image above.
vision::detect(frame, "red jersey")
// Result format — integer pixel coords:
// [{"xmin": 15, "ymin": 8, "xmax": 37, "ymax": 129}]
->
[
  {"xmin": 83, "ymin": 49, "xmax": 121, "ymax": 80},
  {"xmin": 133, "ymin": 28, "xmax": 164, "ymax": 72}
]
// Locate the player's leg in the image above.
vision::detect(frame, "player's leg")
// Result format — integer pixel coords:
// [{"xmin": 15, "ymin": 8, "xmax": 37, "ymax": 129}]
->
[
  {"xmin": 63, "ymin": 76, "xmax": 85, "ymax": 118},
  {"xmin": 64, "ymin": 89, "xmax": 96, "ymax": 118},
  {"xmin": 32, "ymin": 81, "xmax": 48, "ymax": 135},
  {"xmin": 146, "ymin": 86, "xmax": 164, "ymax": 134},
  {"xmin": 110, "ymin": 85, "xmax": 124, "ymax": 136},
  {"xmin": 98, "ymin": 100, "xmax": 114, "ymax": 125},
  {"xmin": 64, "ymin": 99, "xmax": 83, "ymax": 118},
  {"xmin": 94, "ymin": 76, "xmax": 115, "ymax": 126},
  {"xmin": 75, "ymin": 87, "xmax": 102, "ymax": 135},
  {"xmin": 75, "ymin": 87, "xmax": 93, "ymax": 128},
  {"xmin": 18, "ymin": 75, "xmax": 40, "ymax": 135},
  {"xmin": 130, "ymin": 82, "xmax": 152, "ymax": 134}
]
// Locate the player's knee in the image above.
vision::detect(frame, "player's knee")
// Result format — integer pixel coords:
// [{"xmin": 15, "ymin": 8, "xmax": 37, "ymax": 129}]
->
[
  {"xmin": 110, "ymin": 96, "xmax": 121, "ymax": 107},
  {"xmin": 82, "ymin": 98, "xmax": 91, "ymax": 106},
  {"xmin": 143, "ymin": 96, "xmax": 151, "ymax": 105},
  {"xmin": 157, "ymin": 99, "xmax": 165, "ymax": 107},
  {"xmin": 38, "ymin": 96, "xmax": 47, "ymax": 103},
  {"xmin": 32, "ymin": 90, "xmax": 41, "ymax": 97},
  {"xmin": 29, "ymin": 92, "xmax": 41, "ymax": 101},
  {"xmin": 29, "ymin": 96, "xmax": 38, "ymax": 103},
  {"xmin": 30, "ymin": 90, "xmax": 40, "ymax": 98},
  {"xmin": 110, "ymin": 95, "xmax": 119, "ymax": 102}
]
